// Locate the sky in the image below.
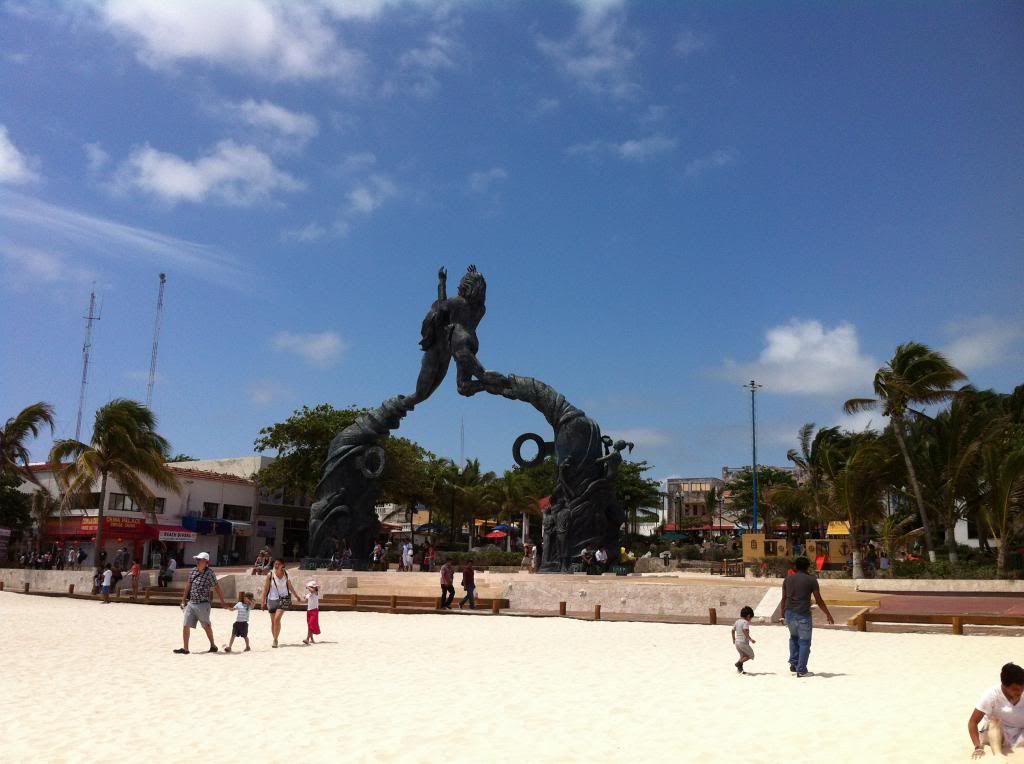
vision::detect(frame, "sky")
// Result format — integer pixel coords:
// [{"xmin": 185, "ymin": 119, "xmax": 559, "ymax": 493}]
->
[{"xmin": 1, "ymin": 0, "xmax": 1022, "ymax": 483}]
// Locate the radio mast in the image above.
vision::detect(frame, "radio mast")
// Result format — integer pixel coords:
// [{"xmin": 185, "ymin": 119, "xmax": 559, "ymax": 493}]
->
[
  {"xmin": 74, "ymin": 287, "xmax": 100, "ymax": 442},
  {"xmin": 146, "ymin": 273, "xmax": 166, "ymax": 407}
]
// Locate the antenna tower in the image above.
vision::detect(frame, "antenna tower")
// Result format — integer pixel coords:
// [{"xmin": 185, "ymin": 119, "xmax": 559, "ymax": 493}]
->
[
  {"xmin": 75, "ymin": 287, "xmax": 101, "ymax": 441},
  {"xmin": 146, "ymin": 273, "xmax": 167, "ymax": 407}
]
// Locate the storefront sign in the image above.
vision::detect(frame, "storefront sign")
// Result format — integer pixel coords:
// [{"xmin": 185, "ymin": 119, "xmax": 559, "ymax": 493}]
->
[{"xmin": 157, "ymin": 528, "xmax": 197, "ymax": 542}]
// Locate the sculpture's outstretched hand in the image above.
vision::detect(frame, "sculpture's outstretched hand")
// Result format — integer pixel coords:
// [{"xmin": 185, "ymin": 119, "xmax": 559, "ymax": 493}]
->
[{"xmin": 438, "ymin": 266, "xmax": 447, "ymax": 281}]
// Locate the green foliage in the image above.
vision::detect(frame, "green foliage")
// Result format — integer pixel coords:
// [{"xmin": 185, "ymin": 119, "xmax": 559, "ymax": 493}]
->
[
  {"xmin": 167, "ymin": 453, "xmax": 197, "ymax": 462},
  {"xmin": 891, "ymin": 560, "xmax": 1007, "ymax": 580},
  {"xmin": 0, "ymin": 472, "xmax": 31, "ymax": 532},
  {"xmin": 1, "ymin": 401, "xmax": 55, "ymax": 490},
  {"xmin": 253, "ymin": 403, "xmax": 436, "ymax": 501},
  {"xmin": 725, "ymin": 465, "xmax": 798, "ymax": 530}
]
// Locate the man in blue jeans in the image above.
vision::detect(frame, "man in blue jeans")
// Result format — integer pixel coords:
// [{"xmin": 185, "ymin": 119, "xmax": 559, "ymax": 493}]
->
[{"xmin": 780, "ymin": 556, "xmax": 834, "ymax": 677}]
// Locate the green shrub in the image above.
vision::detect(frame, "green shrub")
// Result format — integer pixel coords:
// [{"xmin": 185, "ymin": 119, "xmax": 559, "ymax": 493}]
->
[{"xmin": 891, "ymin": 560, "xmax": 1008, "ymax": 579}]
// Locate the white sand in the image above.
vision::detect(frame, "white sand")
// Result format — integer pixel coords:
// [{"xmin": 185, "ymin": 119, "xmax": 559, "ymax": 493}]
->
[{"xmin": 0, "ymin": 592, "xmax": 1007, "ymax": 763}]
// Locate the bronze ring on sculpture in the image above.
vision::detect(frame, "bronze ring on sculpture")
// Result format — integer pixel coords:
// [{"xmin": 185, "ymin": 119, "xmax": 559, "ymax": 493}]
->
[
  {"xmin": 357, "ymin": 446, "xmax": 386, "ymax": 479},
  {"xmin": 512, "ymin": 432, "xmax": 552, "ymax": 469}
]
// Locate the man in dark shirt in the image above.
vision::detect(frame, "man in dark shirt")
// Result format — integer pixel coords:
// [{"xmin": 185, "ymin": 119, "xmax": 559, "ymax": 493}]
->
[
  {"xmin": 459, "ymin": 561, "xmax": 476, "ymax": 610},
  {"xmin": 780, "ymin": 556, "xmax": 834, "ymax": 677}
]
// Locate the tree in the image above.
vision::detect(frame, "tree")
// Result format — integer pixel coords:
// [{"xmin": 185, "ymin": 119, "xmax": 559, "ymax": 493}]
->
[
  {"xmin": 826, "ymin": 433, "xmax": 893, "ymax": 578},
  {"xmin": 49, "ymin": 399, "xmax": 179, "ymax": 565},
  {"xmin": 786, "ymin": 423, "xmax": 844, "ymax": 527},
  {"xmin": 845, "ymin": 342, "xmax": 967, "ymax": 560},
  {"xmin": 1, "ymin": 402, "xmax": 55, "ymax": 490},
  {"xmin": 978, "ymin": 387, "xmax": 1024, "ymax": 577},
  {"xmin": 616, "ymin": 460, "xmax": 663, "ymax": 536},
  {"xmin": 0, "ymin": 472, "xmax": 31, "ymax": 535},
  {"xmin": 725, "ymin": 466, "xmax": 798, "ymax": 532},
  {"xmin": 254, "ymin": 404, "xmax": 433, "ymax": 502},
  {"xmin": 167, "ymin": 453, "xmax": 197, "ymax": 462},
  {"xmin": 29, "ymin": 487, "xmax": 61, "ymax": 553}
]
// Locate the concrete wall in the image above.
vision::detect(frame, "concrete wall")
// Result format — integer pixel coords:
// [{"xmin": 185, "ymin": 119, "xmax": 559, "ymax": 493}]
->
[{"xmin": 501, "ymin": 578, "xmax": 772, "ymax": 617}]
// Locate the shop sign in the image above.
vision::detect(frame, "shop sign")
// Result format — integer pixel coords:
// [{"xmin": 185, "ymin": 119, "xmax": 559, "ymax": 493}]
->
[{"xmin": 158, "ymin": 529, "xmax": 197, "ymax": 542}]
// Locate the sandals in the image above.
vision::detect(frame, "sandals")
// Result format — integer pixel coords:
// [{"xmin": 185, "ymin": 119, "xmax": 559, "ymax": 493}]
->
[{"xmin": 173, "ymin": 648, "xmax": 189, "ymax": 654}]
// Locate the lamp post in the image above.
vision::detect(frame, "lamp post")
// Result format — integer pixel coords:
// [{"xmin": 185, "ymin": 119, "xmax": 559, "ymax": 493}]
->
[{"xmin": 744, "ymin": 380, "xmax": 763, "ymax": 532}]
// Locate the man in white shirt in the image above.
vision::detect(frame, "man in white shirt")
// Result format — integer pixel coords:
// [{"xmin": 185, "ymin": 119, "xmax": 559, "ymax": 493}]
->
[
  {"xmin": 969, "ymin": 662, "xmax": 1024, "ymax": 758},
  {"xmin": 594, "ymin": 547, "xmax": 608, "ymax": 572}
]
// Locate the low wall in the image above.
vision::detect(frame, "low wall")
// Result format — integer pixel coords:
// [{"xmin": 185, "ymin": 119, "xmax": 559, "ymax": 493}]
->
[
  {"xmin": 855, "ymin": 578, "xmax": 1024, "ymax": 594},
  {"xmin": 502, "ymin": 578, "xmax": 772, "ymax": 617}
]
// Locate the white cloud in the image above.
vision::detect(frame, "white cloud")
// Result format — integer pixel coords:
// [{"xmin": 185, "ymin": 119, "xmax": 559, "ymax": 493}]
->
[
  {"xmin": 346, "ymin": 174, "xmax": 397, "ymax": 215},
  {"xmin": 271, "ymin": 331, "xmax": 346, "ymax": 367},
  {"xmin": 281, "ymin": 222, "xmax": 327, "ymax": 243},
  {"xmin": 685, "ymin": 148, "xmax": 737, "ymax": 178},
  {"xmin": 533, "ymin": 97, "xmax": 561, "ymax": 118},
  {"xmin": 718, "ymin": 319, "xmax": 879, "ymax": 396},
  {"xmin": 116, "ymin": 140, "xmax": 305, "ymax": 206},
  {"xmin": 468, "ymin": 167, "xmax": 507, "ymax": 194},
  {"xmin": 617, "ymin": 134, "xmax": 677, "ymax": 160},
  {"xmin": 247, "ymin": 380, "xmax": 290, "ymax": 405},
  {"xmin": 567, "ymin": 134, "xmax": 677, "ymax": 162},
  {"xmin": 220, "ymin": 99, "xmax": 318, "ymax": 151},
  {"xmin": 835, "ymin": 410, "xmax": 888, "ymax": 434},
  {"xmin": 84, "ymin": 142, "xmax": 109, "ymax": 172},
  {"xmin": 0, "ymin": 188, "xmax": 244, "ymax": 287},
  {"xmin": 0, "ymin": 245, "xmax": 96, "ymax": 292},
  {"xmin": 0, "ymin": 125, "xmax": 40, "ymax": 184},
  {"xmin": 97, "ymin": 0, "xmax": 365, "ymax": 82},
  {"xmin": 537, "ymin": 0, "xmax": 639, "ymax": 99},
  {"xmin": 674, "ymin": 29, "xmax": 709, "ymax": 57},
  {"xmin": 338, "ymin": 152, "xmax": 377, "ymax": 174},
  {"xmin": 605, "ymin": 427, "xmax": 671, "ymax": 448},
  {"xmin": 397, "ymin": 25, "xmax": 459, "ymax": 98},
  {"xmin": 942, "ymin": 316, "xmax": 1024, "ymax": 371}
]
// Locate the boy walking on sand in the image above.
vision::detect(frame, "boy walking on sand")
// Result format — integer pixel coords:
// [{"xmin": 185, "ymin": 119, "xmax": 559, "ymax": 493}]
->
[
  {"xmin": 225, "ymin": 592, "xmax": 254, "ymax": 653},
  {"xmin": 732, "ymin": 606, "xmax": 756, "ymax": 673}
]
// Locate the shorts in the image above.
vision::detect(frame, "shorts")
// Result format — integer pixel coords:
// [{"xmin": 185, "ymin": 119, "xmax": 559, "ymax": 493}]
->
[
  {"xmin": 735, "ymin": 642, "xmax": 754, "ymax": 659},
  {"xmin": 232, "ymin": 622, "xmax": 249, "ymax": 638},
  {"xmin": 183, "ymin": 601, "xmax": 211, "ymax": 628},
  {"xmin": 267, "ymin": 599, "xmax": 284, "ymax": 613},
  {"xmin": 981, "ymin": 721, "xmax": 1024, "ymax": 748},
  {"xmin": 306, "ymin": 608, "xmax": 321, "ymax": 634},
  {"xmin": 101, "ymin": 585, "xmax": 110, "ymax": 595}
]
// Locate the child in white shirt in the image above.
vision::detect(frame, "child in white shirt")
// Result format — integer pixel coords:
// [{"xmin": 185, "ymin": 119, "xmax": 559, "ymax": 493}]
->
[
  {"xmin": 732, "ymin": 606, "xmax": 756, "ymax": 674},
  {"xmin": 225, "ymin": 592, "xmax": 254, "ymax": 652}
]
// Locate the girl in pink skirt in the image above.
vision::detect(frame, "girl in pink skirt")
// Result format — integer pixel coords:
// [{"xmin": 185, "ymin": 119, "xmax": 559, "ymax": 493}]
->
[{"xmin": 303, "ymin": 580, "xmax": 321, "ymax": 645}]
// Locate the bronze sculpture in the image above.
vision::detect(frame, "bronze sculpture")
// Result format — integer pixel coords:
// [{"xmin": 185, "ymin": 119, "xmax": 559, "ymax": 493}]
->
[{"xmin": 309, "ymin": 265, "xmax": 632, "ymax": 571}]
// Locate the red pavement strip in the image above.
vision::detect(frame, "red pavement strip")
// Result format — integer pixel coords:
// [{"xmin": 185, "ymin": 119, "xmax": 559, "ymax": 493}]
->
[{"xmin": 877, "ymin": 594, "xmax": 1024, "ymax": 616}]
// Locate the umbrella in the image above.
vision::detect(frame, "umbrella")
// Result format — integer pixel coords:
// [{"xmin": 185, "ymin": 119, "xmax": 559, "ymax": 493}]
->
[
  {"xmin": 416, "ymin": 523, "xmax": 442, "ymax": 532},
  {"xmin": 492, "ymin": 524, "xmax": 511, "ymax": 531},
  {"xmin": 484, "ymin": 530, "xmax": 508, "ymax": 539}
]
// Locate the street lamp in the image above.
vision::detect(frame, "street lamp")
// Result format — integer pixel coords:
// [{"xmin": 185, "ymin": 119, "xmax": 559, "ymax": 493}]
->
[{"xmin": 743, "ymin": 380, "xmax": 763, "ymax": 532}]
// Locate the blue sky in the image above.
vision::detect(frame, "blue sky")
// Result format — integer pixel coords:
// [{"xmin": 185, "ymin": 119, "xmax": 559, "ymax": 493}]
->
[{"xmin": 2, "ymin": 0, "xmax": 1022, "ymax": 481}]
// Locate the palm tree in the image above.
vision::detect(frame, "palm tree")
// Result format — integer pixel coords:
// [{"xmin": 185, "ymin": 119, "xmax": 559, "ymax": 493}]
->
[
  {"xmin": 844, "ymin": 342, "xmax": 966, "ymax": 560},
  {"xmin": 29, "ymin": 487, "xmax": 62, "ymax": 553},
  {"xmin": 491, "ymin": 470, "xmax": 543, "ymax": 548},
  {"xmin": 49, "ymin": 399, "xmax": 179, "ymax": 566},
  {"xmin": 1, "ymin": 402, "xmax": 56, "ymax": 490},
  {"xmin": 826, "ymin": 433, "xmax": 892, "ymax": 578},
  {"xmin": 980, "ymin": 443, "xmax": 1024, "ymax": 578},
  {"xmin": 786, "ymin": 423, "xmax": 844, "ymax": 530}
]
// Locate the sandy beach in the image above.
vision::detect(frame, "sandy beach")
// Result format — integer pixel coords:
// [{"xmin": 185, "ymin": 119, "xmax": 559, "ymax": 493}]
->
[{"xmin": 0, "ymin": 592, "xmax": 1009, "ymax": 763}]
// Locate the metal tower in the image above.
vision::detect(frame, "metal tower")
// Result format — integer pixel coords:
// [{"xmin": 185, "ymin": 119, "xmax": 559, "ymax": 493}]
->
[
  {"xmin": 146, "ymin": 273, "xmax": 166, "ymax": 407},
  {"xmin": 74, "ymin": 287, "xmax": 101, "ymax": 442}
]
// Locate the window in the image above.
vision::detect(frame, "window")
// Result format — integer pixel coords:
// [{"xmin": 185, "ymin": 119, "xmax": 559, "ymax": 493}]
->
[
  {"xmin": 222, "ymin": 504, "xmax": 251, "ymax": 522},
  {"xmin": 749, "ymin": 540, "xmax": 758, "ymax": 550},
  {"xmin": 72, "ymin": 492, "xmax": 101, "ymax": 509},
  {"xmin": 202, "ymin": 502, "xmax": 219, "ymax": 519},
  {"xmin": 108, "ymin": 494, "xmax": 165, "ymax": 513},
  {"xmin": 966, "ymin": 518, "xmax": 978, "ymax": 540},
  {"xmin": 764, "ymin": 540, "xmax": 778, "ymax": 556}
]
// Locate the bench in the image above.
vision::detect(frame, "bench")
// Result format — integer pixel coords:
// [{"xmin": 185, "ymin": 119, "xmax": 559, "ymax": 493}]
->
[{"xmin": 852, "ymin": 610, "xmax": 1024, "ymax": 635}]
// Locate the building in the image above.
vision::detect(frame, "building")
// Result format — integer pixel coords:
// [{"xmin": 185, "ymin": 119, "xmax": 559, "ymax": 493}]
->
[
  {"xmin": 663, "ymin": 477, "xmax": 727, "ymax": 531},
  {"xmin": 23, "ymin": 456, "xmax": 315, "ymax": 567}
]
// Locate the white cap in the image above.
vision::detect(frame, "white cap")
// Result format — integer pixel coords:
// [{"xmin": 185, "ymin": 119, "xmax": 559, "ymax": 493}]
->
[
  {"xmin": 193, "ymin": 552, "xmax": 210, "ymax": 561},
  {"xmin": 305, "ymin": 580, "xmax": 319, "ymax": 589}
]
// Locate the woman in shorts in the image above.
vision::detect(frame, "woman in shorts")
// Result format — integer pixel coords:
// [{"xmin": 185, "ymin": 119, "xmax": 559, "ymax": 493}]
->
[{"xmin": 261, "ymin": 558, "xmax": 303, "ymax": 648}]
